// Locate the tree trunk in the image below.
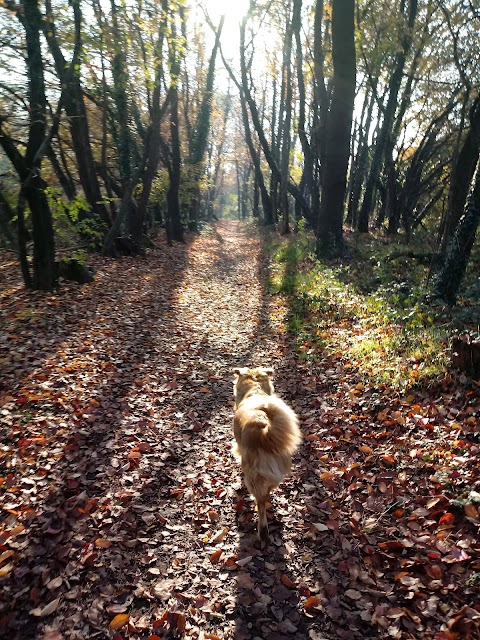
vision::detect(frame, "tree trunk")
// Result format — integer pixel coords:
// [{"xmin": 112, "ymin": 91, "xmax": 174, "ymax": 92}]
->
[
  {"xmin": 440, "ymin": 127, "xmax": 479, "ymax": 254},
  {"xmin": 294, "ymin": 0, "xmax": 318, "ymax": 225},
  {"xmin": 347, "ymin": 87, "xmax": 376, "ymax": 227},
  {"xmin": 187, "ymin": 17, "xmax": 224, "ymax": 230},
  {"xmin": 23, "ymin": 0, "xmax": 56, "ymax": 290},
  {"xmin": 134, "ymin": 31, "xmax": 171, "ymax": 244},
  {"xmin": 239, "ymin": 84, "xmax": 274, "ymax": 225},
  {"xmin": 279, "ymin": 1, "xmax": 295, "ymax": 235},
  {"xmin": 313, "ymin": 0, "xmax": 329, "ymax": 196},
  {"xmin": 386, "ymin": 134, "xmax": 401, "ymax": 234},
  {"xmin": 434, "ymin": 158, "xmax": 480, "ymax": 304},
  {"xmin": 358, "ymin": 0, "xmax": 418, "ymax": 233},
  {"xmin": 316, "ymin": 0, "xmax": 356, "ymax": 257},
  {"xmin": 44, "ymin": 0, "xmax": 110, "ymax": 229},
  {"xmin": 164, "ymin": 1, "xmax": 184, "ymax": 242},
  {"xmin": 238, "ymin": 16, "xmax": 313, "ymax": 225}
]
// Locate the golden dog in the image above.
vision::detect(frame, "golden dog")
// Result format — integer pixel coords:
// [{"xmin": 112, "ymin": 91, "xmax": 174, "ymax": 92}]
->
[{"xmin": 233, "ymin": 367, "xmax": 301, "ymax": 540}]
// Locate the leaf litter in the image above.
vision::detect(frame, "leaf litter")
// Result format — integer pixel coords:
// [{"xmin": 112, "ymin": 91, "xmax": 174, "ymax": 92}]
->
[{"xmin": 0, "ymin": 221, "xmax": 479, "ymax": 639}]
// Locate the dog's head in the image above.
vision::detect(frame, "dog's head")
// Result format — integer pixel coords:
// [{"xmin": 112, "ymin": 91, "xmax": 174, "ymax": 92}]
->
[{"xmin": 233, "ymin": 367, "xmax": 274, "ymax": 406}]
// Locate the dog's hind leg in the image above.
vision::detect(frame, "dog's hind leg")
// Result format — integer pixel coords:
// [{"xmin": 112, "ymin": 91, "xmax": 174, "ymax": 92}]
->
[
  {"xmin": 257, "ymin": 497, "xmax": 268, "ymax": 540},
  {"xmin": 256, "ymin": 491, "xmax": 271, "ymax": 541}
]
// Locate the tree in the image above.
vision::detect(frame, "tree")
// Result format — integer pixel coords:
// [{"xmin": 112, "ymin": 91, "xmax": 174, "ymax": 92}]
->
[
  {"xmin": 357, "ymin": 0, "xmax": 418, "ymax": 234},
  {"xmin": 316, "ymin": 0, "xmax": 356, "ymax": 257},
  {"xmin": 1, "ymin": 0, "xmax": 56, "ymax": 290},
  {"xmin": 187, "ymin": 15, "xmax": 224, "ymax": 230},
  {"xmin": 434, "ymin": 95, "xmax": 480, "ymax": 304},
  {"xmin": 43, "ymin": 0, "xmax": 111, "ymax": 231},
  {"xmin": 279, "ymin": 0, "xmax": 295, "ymax": 234},
  {"xmin": 163, "ymin": 0, "xmax": 185, "ymax": 243}
]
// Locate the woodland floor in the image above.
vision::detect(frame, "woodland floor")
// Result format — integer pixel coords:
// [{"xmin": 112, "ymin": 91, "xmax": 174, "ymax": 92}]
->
[{"xmin": 0, "ymin": 221, "xmax": 479, "ymax": 640}]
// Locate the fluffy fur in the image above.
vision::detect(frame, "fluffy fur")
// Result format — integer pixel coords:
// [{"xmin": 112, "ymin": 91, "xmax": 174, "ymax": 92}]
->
[{"xmin": 232, "ymin": 367, "xmax": 302, "ymax": 540}]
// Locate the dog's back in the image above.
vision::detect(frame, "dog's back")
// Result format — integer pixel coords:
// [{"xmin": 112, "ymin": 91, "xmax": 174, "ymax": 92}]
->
[
  {"xmin": 233, "ymin": 367, "xmax": 301, "ymax": 539},
  {"xmin": 234, "ymin": 394, "xmax": 301, "ymax": 458}
]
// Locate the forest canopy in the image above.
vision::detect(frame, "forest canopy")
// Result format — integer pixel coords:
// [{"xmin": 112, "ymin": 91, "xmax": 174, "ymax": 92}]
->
[{"xmin": 0, "ymin": 0, "xmax": 479, "ymax": 301}]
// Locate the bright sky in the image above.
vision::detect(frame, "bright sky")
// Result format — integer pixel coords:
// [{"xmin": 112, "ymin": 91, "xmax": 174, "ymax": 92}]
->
[{"xmin": 200, "ymin": 0, "xmax": 251, "ymax": 59}]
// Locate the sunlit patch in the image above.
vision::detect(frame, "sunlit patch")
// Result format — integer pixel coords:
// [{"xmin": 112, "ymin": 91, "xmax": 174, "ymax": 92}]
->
[{"xmin": 202, "ymin": 0, "xmax": 249, "ymax": 24}]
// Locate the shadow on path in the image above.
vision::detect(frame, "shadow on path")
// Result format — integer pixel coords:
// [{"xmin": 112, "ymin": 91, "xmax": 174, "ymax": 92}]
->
[{"xmin": 0, "ymin": 221, "xmax": 381, "ymax": 639}]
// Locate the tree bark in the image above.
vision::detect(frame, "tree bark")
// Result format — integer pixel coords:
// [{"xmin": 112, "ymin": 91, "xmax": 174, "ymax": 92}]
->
[
  {"xmin": 434, "ymin": 158, "xmax": 480, "ymax": 304},
  {"xmin": 440, "ymin": 127, "xmax": 479, "ymax": 253},
  {"xmin": 358, "ymin": 0, "xmax": 418, "ymax": 233},
  {"xmin": 279, "ymin": 1, "xmax": 295, "ymax": 234},
  {"xmin": 316, "ymin": 0, "xmax": 356, "ymax": 257},
  {"xmin": 44, "ymin": 0, "xmax": 110, "ymax": 229},
  {"xmin": 238, "ymin": 16, "xmax": 314, "ymax": 225},
  {"xmin": 434, "ymin": 97, "xmax": 480, "ymax": 304},
  {"xmin": 18, "ymin": 0, "xmax": 56, "ymax": 289},
  {"xmin": 165, "ymin": 1, "xmax": 184, "ymax": 242}
]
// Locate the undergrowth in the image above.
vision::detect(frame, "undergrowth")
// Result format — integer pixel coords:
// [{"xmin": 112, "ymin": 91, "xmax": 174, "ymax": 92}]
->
[{"xmin": 264, "ymin": 228, "xmax": 479, "ymax": 390}]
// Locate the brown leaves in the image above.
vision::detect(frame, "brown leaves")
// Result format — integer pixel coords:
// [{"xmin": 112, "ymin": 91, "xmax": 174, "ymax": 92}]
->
[
  {"xmin": 1, "ymin": 223, "xmax": 480, "ymax": 640},
  {"xmin": 30, "ymin": 597, "xmax": 61, "ymax": 617},
  {"xmin": 153, "ymin": 611, "xmax": 186, "ymax": 635},
  {"xmin": 94, "ymin": 537, "xmax": 112, "ymax": 549},
  {"xmin": 439, "ymin": 512, "xmax": 455, "ymax": 527},
  {"xmin": 304, "ymin": 596, "xmax": 322, "ymax": 612},
  {"xmin": 280, "ymin": 574, "xmax": 295, "ymax": 588},
  {"xmin": 109, "ymin": 614, "xmax": 130, "ymax": 630},
  {"xmin": 209, "ymin": 548, "xmax": 224, "ymax": 564}
]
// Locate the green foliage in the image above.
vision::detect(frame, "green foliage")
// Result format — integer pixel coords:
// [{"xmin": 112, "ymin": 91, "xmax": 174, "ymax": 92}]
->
[
  {"xmin": 265, "ymin": 230, "xmax": 477, "ymax": 389},
  {"xmin": 151, "ymin": 171, "xmax": 169, "ymax": 209},
  {"xmin": 45, "ymin": 187, "xmax": 106, "ymax": 248}
]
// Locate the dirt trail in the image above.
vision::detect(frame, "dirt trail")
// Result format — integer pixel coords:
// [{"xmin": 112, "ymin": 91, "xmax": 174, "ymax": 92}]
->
[
  {"xmin": 2, "ymin": 221, "xmax": 478, "ymax": 640},
  {"xmin": 0, "ymin": 221, "xmax": 332, "ymax": 640}
]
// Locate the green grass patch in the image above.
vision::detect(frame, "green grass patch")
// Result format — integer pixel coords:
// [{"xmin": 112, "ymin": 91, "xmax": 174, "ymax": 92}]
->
[{"xmin": 264, "ymin": 229, "xmax": 478, "ymax": 389}]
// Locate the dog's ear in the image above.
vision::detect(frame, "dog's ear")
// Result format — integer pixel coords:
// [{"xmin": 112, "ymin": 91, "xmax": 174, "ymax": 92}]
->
[
  {"xmin": 233, "ymin": 367, "xmax": 247, "ymax": 376},
  {"xmin": 261, "ymin": 367, "xmax": 274, "ymax": 377}
]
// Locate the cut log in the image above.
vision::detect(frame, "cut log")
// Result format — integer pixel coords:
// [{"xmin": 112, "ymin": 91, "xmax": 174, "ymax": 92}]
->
[{"xmin": 57, "ymin": 258, "xmax": 94, "ymax": 284}]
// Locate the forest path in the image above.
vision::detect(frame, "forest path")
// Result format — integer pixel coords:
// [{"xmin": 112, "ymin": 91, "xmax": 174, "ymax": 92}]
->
[
  {"xmin": 1, "ymin": 221, "xmax": 478, "ymax": 640},
  {"xmin": 0, "ymin": 221, "xmax": 337, "ymax": 640}
]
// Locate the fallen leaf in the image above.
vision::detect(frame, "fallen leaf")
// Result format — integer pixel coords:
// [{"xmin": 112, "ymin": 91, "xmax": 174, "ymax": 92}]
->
[
  {"xmin": 109, "ymin": 613, "xmax": 130, "ymax": 630},
  {"xmin": 0, "ymin": 563, "xmax": 13, "ymax": 577},
  {"xmin": 94, "ymin": 538, "xmax": 112, "ymax": 548},
  {"xmin": 345, "ymin": 589, "xmax": 362, "ymax": 600},
  {"xmin": 359, "ymin": 445, "xmax": 373, "ymax": 454},
  {"xmin": 237, "ymin": 571, "xmax": 255, "ymax": 589},
  {"xmin": 304, "ymin": 596, "xmax": 321, "ymax": 610},
  {"xmin": 319, "ymin": 471, "xmax": 335, "ymax": 482},
  {"xmin": 209, "ymin": 549, "xmax": 223, "ymax": 564},
  {"xmin": 174, "ymin": 612, "xmax": 186, "ymax": 632},
  {"xmin": 208, "ymin": 509, "xmax": 219, "ymax": 522},
  {"xmin": 30, "ymin": 598, "xmax": 61, "ymax": 617},
  {"xmin": 210, "ymin": 528, "xmax": 227, "ymax": 544},
  {"xmin": 0, "ymin": 550, "xmax": 15, "ymax": 564},
  {"xmin": 439, "ymin": 512, "xmax": 455, "ymax": 526},
  {"xmin": 281, "ymin": 574, "xmax": 295, "ymax": 588},
  {"xmin": 464, "ymin": 503, "xmax": 479, "ymax": 520},
  {"xmin": 46, "ymin": 576, "xmax": 63, "ymax": 590}
]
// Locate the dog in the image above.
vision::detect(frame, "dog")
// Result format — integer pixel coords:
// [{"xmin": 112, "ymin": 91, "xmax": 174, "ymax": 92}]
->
[{"xmin": 232, "ymin": 367, "xmax": 301, "ymax": 540}]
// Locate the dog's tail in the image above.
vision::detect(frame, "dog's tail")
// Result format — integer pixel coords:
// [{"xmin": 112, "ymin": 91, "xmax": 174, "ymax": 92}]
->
[{"xmin": 237, "ymin": 396, "xmax": 301, "ymax": 455}]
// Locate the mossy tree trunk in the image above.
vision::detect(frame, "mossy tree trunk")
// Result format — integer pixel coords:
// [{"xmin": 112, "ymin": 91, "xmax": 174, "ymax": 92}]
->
[{"xmin": 1, "ymin": 0, "xmax": 56, "ymax": 290}]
